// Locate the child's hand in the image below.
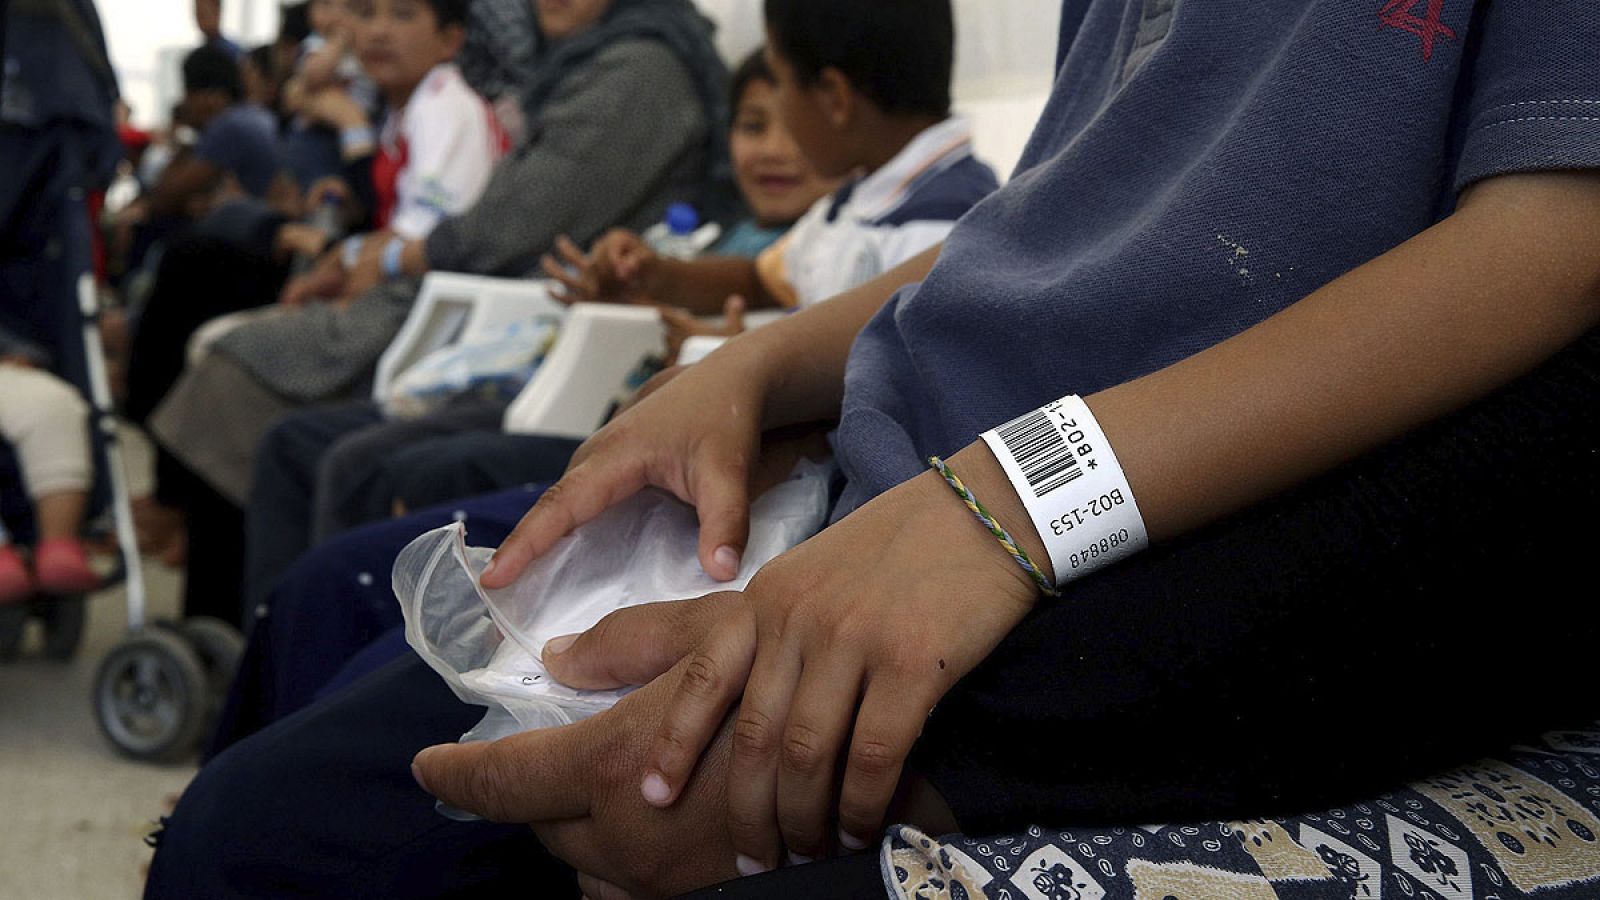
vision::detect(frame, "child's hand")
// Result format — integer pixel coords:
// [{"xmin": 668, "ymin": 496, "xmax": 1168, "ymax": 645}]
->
[
  {"xmin": 279, "ymin": 258, "xmax": 346, "ymax": 306},
  {"xmin": 275, "ymin": 223, "xmax": 333, "ymax": 260},
  {"xmin": 302, "ymin": 87, "xmax": 368, "ymax": 132},
  {"xmin": 635, "ymin": 444, "xmax": 1044, "ymax": 869},
  {"xmin": 531, "ymin": 444, "xmax": 1045, "ymax": 870},
  {"xmin": 413, "ymin": 615, "xmax": 747, "ymax": 898},
  {"xmin": 483, "ymin": 339, "xmax": 778, "ymax": 589},
  {"xmin": 661, "ymin": 295, "xmax": 746, "ymax": 365},
  {"xmin": 297, "ymin": 38, "xmax": 346, "ymax": 93},
  {"xmin": 541, "ymin": 231, "xmax": 659, "ymax": 305}
]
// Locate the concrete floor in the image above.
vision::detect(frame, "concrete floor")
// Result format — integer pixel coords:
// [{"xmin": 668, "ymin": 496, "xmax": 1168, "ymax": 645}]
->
[
  {"xmin": 0, "ymin": 565, "xmax": 192, "ymax": 900},
  {"xmin": 0, "ymin": 428, "xmax": 194, "ymax": 900}
]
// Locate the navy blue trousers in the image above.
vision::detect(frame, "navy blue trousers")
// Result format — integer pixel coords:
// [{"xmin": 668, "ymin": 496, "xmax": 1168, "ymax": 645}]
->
[
  {"xmin": 157, "ymin": 649, "xmax": 886, "ymax": 899},
  {"xmin": 153, "ymin": 653, "xmax": 575, "ymax": 899},
  {"xmin": 242, "ymin": 404, "xmax": 576, "ymax": 617},
  {"xmin": 210, "ymin": 484, "xmax": 545, "ymax": 757}
]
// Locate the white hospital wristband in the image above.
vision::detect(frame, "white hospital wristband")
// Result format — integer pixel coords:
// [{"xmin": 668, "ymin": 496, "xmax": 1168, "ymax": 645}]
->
[{"xmin": 980, "ymin": 395, "xmax": 1148, "ymax": 586}]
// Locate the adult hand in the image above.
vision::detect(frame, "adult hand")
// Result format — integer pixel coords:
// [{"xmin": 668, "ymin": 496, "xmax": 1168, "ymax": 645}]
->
[
  {"xmin": 481, "ymin": 346, "xmax": 777, "ymax": 589},
  {"xmin": 662, "ymin": 295, "xmax": 746, "ymax": 365},
  {"xmin": 297, "ymin": 36, "xmax": 347, "ymax": 93},
  {"xmin": 541, "ymin": 231, "xmax": 659, "ymax": 306},
  {"xmin": 275, "ymin": 222, "xmax": 334, "ymax": 260},
  {"xmin": 412, "ymin": 598, "xmax": 745, "ymax": 899},
  {"xmin": 278, "ymin": 260, "xmax": 346, "ymax": 306},
  {"xmin": 485, "ymin": 246, "xmax": 945, "ymax": 596},
  {"xmin": 635, "ymin": 444, "xmax": 1045, "ymax": 870},
  {"xmin": 302, "ymin": 86, "xmax": 369, "ymax": 132}
]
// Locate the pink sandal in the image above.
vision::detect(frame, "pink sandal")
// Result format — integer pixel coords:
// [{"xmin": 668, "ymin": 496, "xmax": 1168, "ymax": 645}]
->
[{"xmin": 33, "ymin": 538, "xmax": 101, "ymax": 596}]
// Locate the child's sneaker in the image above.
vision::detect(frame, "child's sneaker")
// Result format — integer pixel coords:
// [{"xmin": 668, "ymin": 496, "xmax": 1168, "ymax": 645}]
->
[
  {"xmin": 33, "ymin": 538, "xmax": 101, "ymax": 595},
  {"xmin": 0, "ymin": 545, "xmax": 32, "ymax": 604}
]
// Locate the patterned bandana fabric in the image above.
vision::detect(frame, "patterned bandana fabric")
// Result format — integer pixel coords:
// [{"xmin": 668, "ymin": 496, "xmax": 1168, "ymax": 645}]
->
[{"xmin": 884, "ymin": 722, "xmax": 1600, "ymax": 900}]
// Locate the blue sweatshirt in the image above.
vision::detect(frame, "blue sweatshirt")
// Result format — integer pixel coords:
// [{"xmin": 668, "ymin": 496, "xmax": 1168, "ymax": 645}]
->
[{"xmin": 832, "ymin": 0, "xmax": 1600, "ymax": 518}]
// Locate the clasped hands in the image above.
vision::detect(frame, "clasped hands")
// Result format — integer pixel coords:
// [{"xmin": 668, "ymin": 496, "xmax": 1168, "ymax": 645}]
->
[{"xmin": 411, "ymin": 356, "xmax": 1047, "ymax": 898}]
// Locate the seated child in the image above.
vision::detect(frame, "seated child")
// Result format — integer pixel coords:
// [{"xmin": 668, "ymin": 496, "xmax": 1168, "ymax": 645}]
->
[
  {"xmin": 276, "ymin": 0, "xmax": 505, "ymax": 304},
  {"xmin": 692, "ymin": 49, "xmax": 847, "ymax": 260},
  {"xmin": 543, "ymin": 9, "xmax": 998, "ymax": 320},
  {"xmin": 294, "ymin": 0, "xmax": 379, "ymax": 112},
  {"xmin": 143, "ymin": 44, "xmax": 297, "ymax": 221},
  {"xmin": 279, "ymin": 0, "xmax": 382, "ymax": 190},
  {"xmin": 130, "ymin": 0, "xmax": 503, "ymax": 412},
  {"xmin": 279, "ymin": 0, "xmax": 508, "ymax": 304},
  {"xmin": 0, "ymin": 331, "xmax": 98, "ymax": 602},
  {"xmin": 557, "ymin": 47, "xmax": 851, "ymax": 366}
]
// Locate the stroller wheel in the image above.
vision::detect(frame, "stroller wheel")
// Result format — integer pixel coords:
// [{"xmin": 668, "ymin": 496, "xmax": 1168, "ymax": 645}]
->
[
  {"xmin": 93, "ymin": 629, "xmax": 209, "ymax": 763},
  {"xmin": 0, "ymin": 604, "xmax": 26, "ymax": 663},
  {"xmin": 38, "ymin": 594, "xmax": 87, "ymax": 662},
  {"xmin": 178, "ymin": 617, "xmax": 245, "ymax": 711}
]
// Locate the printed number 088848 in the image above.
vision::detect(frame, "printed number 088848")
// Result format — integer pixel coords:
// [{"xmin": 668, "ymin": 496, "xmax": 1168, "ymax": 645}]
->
[{"xmin": 1069, "ymin": 529, "xmax": 1131, "ymax": 571}]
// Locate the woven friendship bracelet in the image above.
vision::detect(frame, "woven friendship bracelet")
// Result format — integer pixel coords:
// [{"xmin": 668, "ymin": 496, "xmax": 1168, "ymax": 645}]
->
[{"xmin": 929, "ymin": 456, "xmax": 1060, "ymax": 598}]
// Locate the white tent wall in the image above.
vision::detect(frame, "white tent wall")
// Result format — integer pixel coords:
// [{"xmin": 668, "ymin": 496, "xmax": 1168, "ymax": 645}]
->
[{"xmin": 100, "ymin": 0, "xmax": 279, "ymax": 129}]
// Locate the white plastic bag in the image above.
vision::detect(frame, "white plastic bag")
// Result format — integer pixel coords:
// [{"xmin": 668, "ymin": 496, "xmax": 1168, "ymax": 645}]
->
[{"xmin": 393, "ymin": 459, "xmax": 833, "ymax": 745}]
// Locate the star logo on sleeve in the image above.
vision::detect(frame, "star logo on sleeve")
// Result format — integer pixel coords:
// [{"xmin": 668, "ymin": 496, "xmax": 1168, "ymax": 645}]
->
[{"xmin": 1378, "ymin": 0, "xmax": 1458, "ymax": 61}]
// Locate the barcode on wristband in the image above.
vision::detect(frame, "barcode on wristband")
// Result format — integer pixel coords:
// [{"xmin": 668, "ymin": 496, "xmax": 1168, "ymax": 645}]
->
[{"xmin": 995, "ymin": 410, "xmax": 1082, "ymax": 498}]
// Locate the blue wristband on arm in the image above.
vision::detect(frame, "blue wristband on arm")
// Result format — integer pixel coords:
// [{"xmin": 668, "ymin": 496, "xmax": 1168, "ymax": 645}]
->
[
  {"xmin": 381, "ymin": 237, "xmax": 406, "ymax": 279},
  {"xmin": 339, "ymin": 126, "xmax": 375, "ymax": 156}
]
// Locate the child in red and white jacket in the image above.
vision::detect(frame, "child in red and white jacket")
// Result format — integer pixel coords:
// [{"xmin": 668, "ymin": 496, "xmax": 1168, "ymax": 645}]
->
[{"xmin": 281, "ymin": 0, "xmax": 507, "ymax": 305}]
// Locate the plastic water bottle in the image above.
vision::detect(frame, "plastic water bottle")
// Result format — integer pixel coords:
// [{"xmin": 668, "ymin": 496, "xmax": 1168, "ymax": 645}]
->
[
  {"xmin": 642, "ymin": 202, "xmax": 721, "ymax": 260},
  {"xmin": 292, "ymin": 191, "xmax": 346, "ymax": 274}
]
